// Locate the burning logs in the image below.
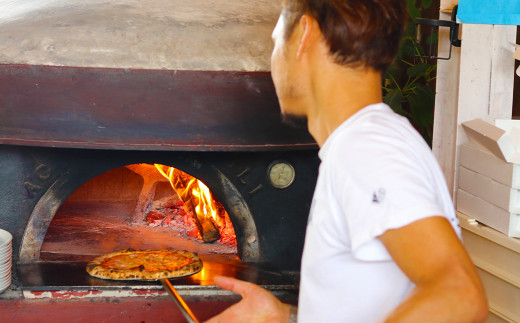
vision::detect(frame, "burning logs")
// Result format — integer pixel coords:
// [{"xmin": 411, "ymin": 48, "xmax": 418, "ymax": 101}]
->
[
  {"xmin": 127, "ymin": 164, "xmax": 221, "ymax": 243},
  {"xmin": 168, "ymin": 168, "xmax": 221, "ymax": 243}
]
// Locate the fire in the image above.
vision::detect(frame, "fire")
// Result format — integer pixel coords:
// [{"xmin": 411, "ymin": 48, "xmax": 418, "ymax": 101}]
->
[
  {"xmin": 192, "ymin": 186, "xmax": 216, "ymax": 222},
  {"xmin": 154, "ymin": 164, "xmax": 236, "ymax": 246}
]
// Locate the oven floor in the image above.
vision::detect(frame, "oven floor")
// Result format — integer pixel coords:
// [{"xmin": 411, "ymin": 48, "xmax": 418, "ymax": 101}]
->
[
  {"xmin": 18, "ymin": 255, "xmax": 298, "ymax": 292},
  {"xmin": 41, "ymin": 200, "xmax": 236, "ymax": 261}
]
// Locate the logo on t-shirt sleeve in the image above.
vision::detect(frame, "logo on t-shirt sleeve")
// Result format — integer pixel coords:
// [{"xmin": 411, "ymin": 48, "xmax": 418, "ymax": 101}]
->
[{"xmin": 372, "ymin": 188, "xmax": 386, "ymax": 204}]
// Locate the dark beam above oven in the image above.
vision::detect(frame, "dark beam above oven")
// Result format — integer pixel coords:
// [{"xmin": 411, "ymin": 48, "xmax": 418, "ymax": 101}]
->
[{"xmin": 0, "ymin": 64, "xmax": 317, "ymax": 151}]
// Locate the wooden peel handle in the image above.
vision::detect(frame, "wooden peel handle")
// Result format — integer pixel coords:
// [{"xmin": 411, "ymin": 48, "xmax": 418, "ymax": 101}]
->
[{"xmin": 160, "ymin": 278, "xmax": 200, "ymax": 323}]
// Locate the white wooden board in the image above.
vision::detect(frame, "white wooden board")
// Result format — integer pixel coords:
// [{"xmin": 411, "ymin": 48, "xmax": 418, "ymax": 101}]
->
[
  {"xmin": 458, "ymin": 166, "xmax": 520, "ymax": 213},
  {"xmin": 459, "ymin": 144, "xmax": 520, "ymax": 188},
  {"xmin": 457, "ymin": 189, "xmax": 520, "ymax": 237}
]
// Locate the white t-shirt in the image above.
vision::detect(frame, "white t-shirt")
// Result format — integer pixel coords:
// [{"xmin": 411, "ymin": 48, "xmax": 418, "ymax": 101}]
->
[{"xmin": 298, "ymin": 103, "xmax": 460, "ymax": 323}]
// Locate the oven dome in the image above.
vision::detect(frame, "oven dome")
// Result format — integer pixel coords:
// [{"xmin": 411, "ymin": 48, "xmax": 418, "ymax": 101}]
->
[{"xmin": 0, "ymin": 0, "xmax": 279, "ymax": 71}]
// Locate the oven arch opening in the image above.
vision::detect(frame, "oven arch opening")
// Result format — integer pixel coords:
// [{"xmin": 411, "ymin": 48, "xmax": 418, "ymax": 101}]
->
[{"xmin": 19, "ymin": 160, "xmax": 260, "ymax": 264}]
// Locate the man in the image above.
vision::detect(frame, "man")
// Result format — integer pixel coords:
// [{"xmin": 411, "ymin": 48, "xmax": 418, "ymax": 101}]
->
[{"xmin": 207, "ymin": 0, "xmax": 488, "ymax": 322}]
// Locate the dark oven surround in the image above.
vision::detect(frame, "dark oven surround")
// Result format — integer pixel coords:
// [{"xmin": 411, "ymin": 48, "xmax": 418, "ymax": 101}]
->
[{"xmin": 0, "ymin": 64, "xmax": 319, "ymax": 296}]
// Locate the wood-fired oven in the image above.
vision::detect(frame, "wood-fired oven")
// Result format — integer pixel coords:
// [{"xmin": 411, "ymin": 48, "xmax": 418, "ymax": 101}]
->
[{"xmin": 0, "ymin": 64, "xmax": 319, "ymax": 321}]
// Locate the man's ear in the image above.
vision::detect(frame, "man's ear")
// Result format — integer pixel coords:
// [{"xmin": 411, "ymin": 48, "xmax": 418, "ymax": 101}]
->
[{"xmin": 296, "ymin": 14, "xmax": 319, "ymax": 59}]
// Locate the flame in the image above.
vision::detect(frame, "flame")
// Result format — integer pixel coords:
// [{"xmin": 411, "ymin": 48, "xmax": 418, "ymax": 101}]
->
[
  {"xmin": 192, "ymin": 185, "xmax": 216, "ymax": 222},
  {"xmin": 154, "ymin": 164, "xmax": 236, "ymax": 245}
]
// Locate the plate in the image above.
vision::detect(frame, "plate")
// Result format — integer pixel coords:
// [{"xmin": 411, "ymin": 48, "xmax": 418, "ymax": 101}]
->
[
  {"xmin": 0, "ymin": 278, "xmax": 11, "ymax": 293},
  {"xmin": 0, "ymin": 229, "xmax": 12, "ymax": 247},
  {"xmin": 0, "ymin": 262, "xmax": 11, "ymax": 272},
  {"xmin": 0, "ymin": 254, "xmax": 11, "ymax": 264}
]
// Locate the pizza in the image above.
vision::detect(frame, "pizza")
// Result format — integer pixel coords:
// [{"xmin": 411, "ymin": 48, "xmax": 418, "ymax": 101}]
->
[{"xmin": 86, "ymin": 249, "xmax": 203, "ymax": 280}]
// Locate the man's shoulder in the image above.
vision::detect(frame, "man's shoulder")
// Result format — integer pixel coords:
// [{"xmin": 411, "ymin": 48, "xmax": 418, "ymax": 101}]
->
[
  {"xmin": 332, "ymin": 104, "xmax": 409, "ymax": 139},
  {"xmin": 322, "ymin": 108, "xmax": 436, "ymax": 186},
  {"xmin": 328, "ymin": 105, "xmax": 426, "ymax": 157}
]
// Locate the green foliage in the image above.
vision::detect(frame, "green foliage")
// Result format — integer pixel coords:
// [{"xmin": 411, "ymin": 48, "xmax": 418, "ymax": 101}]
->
[{"xmin": 383, "ymin": 0, "xmax": 437, "ymax": 145}]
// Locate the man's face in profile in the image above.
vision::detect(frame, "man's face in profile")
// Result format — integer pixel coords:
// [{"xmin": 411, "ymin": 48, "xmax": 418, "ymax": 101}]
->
[{"xmin": 270, "ymin": 11, "xmax": 308, "ymax": 128}]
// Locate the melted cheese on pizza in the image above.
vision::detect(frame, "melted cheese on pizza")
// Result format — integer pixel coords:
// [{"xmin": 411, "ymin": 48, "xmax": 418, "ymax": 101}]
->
[{"xmin": 100, "ymin": 251, "xmax": 195, "ymax": 272}]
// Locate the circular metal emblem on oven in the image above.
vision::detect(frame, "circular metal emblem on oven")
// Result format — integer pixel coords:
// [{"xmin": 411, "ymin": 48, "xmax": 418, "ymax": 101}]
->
[{"xmin": 267, "ymin": 161, "xmax": 295, "ymax": 189}]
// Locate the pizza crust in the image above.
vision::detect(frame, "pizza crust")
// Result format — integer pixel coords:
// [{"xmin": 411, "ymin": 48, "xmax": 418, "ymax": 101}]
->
[{"xmin": 86, "ymin": 249, "xmax": 203, "ymax": 281}]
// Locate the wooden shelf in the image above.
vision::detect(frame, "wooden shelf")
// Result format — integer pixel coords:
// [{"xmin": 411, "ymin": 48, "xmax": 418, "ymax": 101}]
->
[
  {"xmin": 458, "ymin": 212, "xmax": 520, "ymax": 322},
  {"xmin": 458, "ymin": 212, "xmax": 520, "ymax": 253}
]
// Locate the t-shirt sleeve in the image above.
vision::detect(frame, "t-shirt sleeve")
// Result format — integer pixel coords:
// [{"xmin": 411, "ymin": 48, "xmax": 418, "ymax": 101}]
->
[{"xmin": 335, "ymin": 132, "xmax": 445, "ymax": 262}]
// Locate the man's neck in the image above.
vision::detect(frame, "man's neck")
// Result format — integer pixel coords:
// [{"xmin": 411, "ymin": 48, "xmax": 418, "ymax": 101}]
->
[{"xmin": 305, "ymin": 65, "xmax": 383, "ymax": 147}]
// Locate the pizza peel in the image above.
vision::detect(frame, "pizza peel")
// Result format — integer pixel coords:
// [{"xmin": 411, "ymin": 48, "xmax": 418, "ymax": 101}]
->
[
  {"xmin": 85, "ymin": 249, "xmax": 201, "ymax": 323},
  {"xmin": 159, "ymin": 278, "xmax": 199, "ymax": 323},
  {"xmin": 160, "ymin": 278, "xmax": 200, "ymax": 323}
]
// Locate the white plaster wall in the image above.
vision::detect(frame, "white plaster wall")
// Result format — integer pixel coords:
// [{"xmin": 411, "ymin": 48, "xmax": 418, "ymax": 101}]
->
[{"xmin": 0, "ymin": 0, "xmax": 280, "ymax": 71}]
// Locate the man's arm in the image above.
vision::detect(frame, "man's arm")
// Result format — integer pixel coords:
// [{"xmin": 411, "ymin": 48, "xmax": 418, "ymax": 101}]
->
[
  {"xmin": 204, "ymin": 276, "xmax": 292, "ymax": 323},
  {"xmin": 379, "ymin": 216, "xmax": 488, "ymax": 322}
]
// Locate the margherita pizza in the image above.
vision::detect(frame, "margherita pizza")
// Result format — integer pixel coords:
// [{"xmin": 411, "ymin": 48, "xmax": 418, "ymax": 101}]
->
[{"xmin": 86, "ymin": 249, "xmax": 203, "ymax": 280}]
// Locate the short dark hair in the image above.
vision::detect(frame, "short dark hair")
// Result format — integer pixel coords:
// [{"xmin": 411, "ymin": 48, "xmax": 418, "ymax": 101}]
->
[{"xmin": 282, "ymin": 0, "xmax": 407, "ymax": 72}]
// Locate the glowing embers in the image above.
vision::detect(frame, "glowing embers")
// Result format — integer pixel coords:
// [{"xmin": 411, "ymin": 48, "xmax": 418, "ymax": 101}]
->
[{"xmin": 152, "ymin": 164, "xmax": 236, "ymax": 247}]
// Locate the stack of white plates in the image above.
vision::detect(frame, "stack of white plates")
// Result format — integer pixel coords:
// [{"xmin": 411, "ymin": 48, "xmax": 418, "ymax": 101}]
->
[{"xmin": 0, "ymin": 229, "xmax": 12, "ymax": 293}]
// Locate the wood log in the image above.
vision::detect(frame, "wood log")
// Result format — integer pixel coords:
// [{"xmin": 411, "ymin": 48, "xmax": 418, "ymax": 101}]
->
[{"xmin": 171, "ymin": 169, "xmax": 221, "ymax": 243}]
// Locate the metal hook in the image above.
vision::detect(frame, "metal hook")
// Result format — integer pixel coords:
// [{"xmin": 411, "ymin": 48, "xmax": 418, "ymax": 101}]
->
[{"xmin": 414, "ymin": 5, "xmax": 461, "ymax": 60}]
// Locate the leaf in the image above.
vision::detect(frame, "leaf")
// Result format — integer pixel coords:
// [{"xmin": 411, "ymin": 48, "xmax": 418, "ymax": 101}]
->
[
  {"xmin": 400, "ymin": 38, "xmax": 417, "ymax": 59},
  {"xmin": 421, "ymin": 0, "xmax": 433, "ymax": 9},
  {"xmin": 407, "ymin": 0, "xmax": 421, "ymax": 19},
  {"xmin": 384, "ymin": 65, "xmax": 399, "ymax": 83},
  {"xmin": 404, "ymin": 21, "xmax": 416, "ymax": 38},
  {"xmin": 424, "ymin": 64, "xmax": 437, "ymax": 81},
  {"xmin": 406, "ymin": 62, "xmax": 430, "ymax": 79},
  {"xmin": 414, "ymin": 83, "xmax": 436, "ymax": 103},
  {"xmin": 406, "ymin": 83, "xmax": 435, "ymax": 128},
  {"xmin": 426, "ymin": 31, "xmax": 438, "ymax": 45},
  {"xmin": 384, "ymin": 89, "xmax": 405, "ymax": 115}
]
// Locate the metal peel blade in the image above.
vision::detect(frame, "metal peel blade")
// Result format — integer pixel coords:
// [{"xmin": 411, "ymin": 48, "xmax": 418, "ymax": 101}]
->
[{"xmin": 160, "ymin": 278, "xmax": 200, "ymax": 323}]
